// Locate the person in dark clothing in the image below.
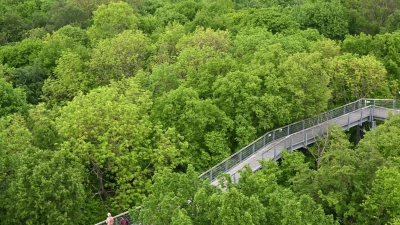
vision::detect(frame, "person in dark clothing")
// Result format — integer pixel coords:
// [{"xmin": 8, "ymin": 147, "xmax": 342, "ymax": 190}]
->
[{"xmin": 120, "ymin": 215, "xmax": 129, "ymax": 225}]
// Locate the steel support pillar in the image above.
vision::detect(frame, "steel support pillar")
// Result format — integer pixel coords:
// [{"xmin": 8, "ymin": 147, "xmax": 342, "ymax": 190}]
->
[
  {"xmin": 356, "ymin": 124, "xmax": 363, "ymax": 145},
  {"xmin": 372, "ymin": 121, "xmax": 376, "ymax": 129}
]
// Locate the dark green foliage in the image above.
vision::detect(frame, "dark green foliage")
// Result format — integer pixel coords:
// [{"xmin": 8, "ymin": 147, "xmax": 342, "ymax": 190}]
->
[
  {"xmin": 0, "ymin": 0, "xmax": 48, "ymax": 45},
  {"xmin": 382, "ymin": 10, "xmax": 400, "ymax": 33},
  {"xmin": 154, "ymin": 0, "xmax": 203, "ymax": 27},
  {"xmin": 344, "ymin": 0, "xmax": 400, "ymax": 35},
  {"xmin": 28, "ymin": 103, "xmax": 60, "ymax": 150},
  {"xmin": 0, "ymin": 11, "xmax": 26, "ymax": 45},
  {"xmin": 46, "ymin": 0, "xmax": 90, "ymax": 32},
  {"xmin": 13, "ymin": 63, "xmax": 46, "ymax": 104},
  {"xmin": 292, "ymin": 0, "xmax": 350, "ymax": 39},
  {"xmin": 136, "ymin": 0, "xmax": 166, "ymax": 15}
]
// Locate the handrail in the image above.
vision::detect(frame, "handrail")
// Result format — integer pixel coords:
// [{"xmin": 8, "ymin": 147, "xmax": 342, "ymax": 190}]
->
[
  {"xmin": 198, "ymin": 98, "xmax": 399, "ymax": 182},
  {"xmin": 96, "ymin": 98, "xmax": 399, "ymax": 224}
]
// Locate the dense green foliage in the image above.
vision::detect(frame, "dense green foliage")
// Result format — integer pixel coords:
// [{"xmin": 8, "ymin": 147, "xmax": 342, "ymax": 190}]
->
[{"xmin": 1, "ymin": 0, "xmax": 400, "ymax": 224}]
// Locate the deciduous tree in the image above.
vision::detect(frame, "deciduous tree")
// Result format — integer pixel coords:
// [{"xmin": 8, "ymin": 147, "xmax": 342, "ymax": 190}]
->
[
  {"xmin": 89, "ymin": 30, "xmax": 152, "ymax": 86},
  {"xmin": 152, "ymin": 86, "xmax": 233, "ymax": 170},
  {"xmin": 87, "ymin": 1, "xmax": 139, "ymax": 42},
  {"xmin": 42, "ymin": 51, "xmax": 93, "ymax": 105},
  {"xmin": 292, "ymin": 0, "xmax": 350, "ymax": 39},
  {"xmin": 56, "ymin": 78, "xmax": 181, "ymax": 211},
  {"xmin": 327, "ymin": 54, "xmax": 390, "ymax": 103},
  {"xmin": 0, "ymin": 78, "xmax": 28, "ymax": 117},
  {"xmin": 361, "ymin": 166, "xmax": 400, "ymax": 224}
]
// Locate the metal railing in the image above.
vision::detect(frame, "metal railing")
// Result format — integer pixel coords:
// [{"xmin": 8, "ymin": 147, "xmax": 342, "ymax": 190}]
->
[
  {"xmin": 198, "ymin": 98, "xmax": 399, "ymax": 182},
  {"xmin": 96, "ymin": 99, "xmax": 399, "ymax": 224}
]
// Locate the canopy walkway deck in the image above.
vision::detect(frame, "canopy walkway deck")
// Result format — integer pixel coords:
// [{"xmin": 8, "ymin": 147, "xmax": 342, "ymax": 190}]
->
[
  {"xmin": 95, "ymin": 99, "xmax": 400, "ymax": 225},
  {"xmin": 198, "ymin": 99, "xmax": 400, "ymax": 185}
]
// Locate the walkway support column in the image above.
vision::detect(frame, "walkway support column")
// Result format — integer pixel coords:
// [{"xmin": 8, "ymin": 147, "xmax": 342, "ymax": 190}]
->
[
  {"xmin": 356, "ymin": 124, "xmax": 363, "ymax": 145},
  {"xmin": 372, "ymin": 121, "xmax": 376, "ymax": 129}
]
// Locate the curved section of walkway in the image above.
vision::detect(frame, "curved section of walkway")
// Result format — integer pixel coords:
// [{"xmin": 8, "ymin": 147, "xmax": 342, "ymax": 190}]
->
[
  {"xmin": 199, "ymin": 99, "xmax": 400, "ymax": 185},
  {"xmin": 95, "ymin": 99, "xmax": 399, "ymax": 224}
]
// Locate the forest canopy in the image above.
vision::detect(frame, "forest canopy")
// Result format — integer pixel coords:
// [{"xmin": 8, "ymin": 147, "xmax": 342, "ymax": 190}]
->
[{"xmin": 1, "ymin": 0, "xmax": 400, "ymax": 224}]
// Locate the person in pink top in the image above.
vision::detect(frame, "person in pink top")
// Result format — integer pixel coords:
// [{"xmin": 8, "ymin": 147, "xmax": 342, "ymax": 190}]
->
[{"xmin": 106, "ymin": 213, "xmax": 114, "ymax": 225}]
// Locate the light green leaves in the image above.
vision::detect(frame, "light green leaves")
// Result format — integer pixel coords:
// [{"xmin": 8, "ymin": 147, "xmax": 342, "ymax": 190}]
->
[
  {"xmin": 362, "ymin": 166, "xmax": 400, "ymax": 224},
  {"xmin": 216, "ymin": 187, "xmax": 266, "ymax": 225},
  {"xmin": 0, "ymin": 78, "xmax": 28, "ymax": 117},
  {"xmin": 177, "ymin": 27, "xmax": 231, "ymax": 53},
  {"xmin": 89, "ymin": 30, "xmax": 152, "ymax": 85},
  {"xmin": 42, "ymin": 51, "xmax": 93, "ymax": 105},
  {"xmin": 87, "ymin": 2, "xmax": 139, "ymax": 42},
  {"xmin": 56, "ymin": 78, "xmax": 180, "ymax": 211},
  {"xmin": 268, "ymin": 52, "xmax": 331, "ymax": 120},
  {"xmin": 327, "ymin": 54, "xmax": 390, "ymax": 102}
]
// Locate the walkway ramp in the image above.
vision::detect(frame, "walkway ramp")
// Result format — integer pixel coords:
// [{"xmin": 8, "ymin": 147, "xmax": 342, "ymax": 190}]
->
[{"xmin": 199, "ymin": 99, "xmax": 400, "ymax": 186}]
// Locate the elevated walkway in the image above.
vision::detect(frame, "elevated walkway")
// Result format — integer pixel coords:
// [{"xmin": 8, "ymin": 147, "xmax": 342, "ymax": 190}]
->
[
  {"xmin": 95, "ymin": 99, "xmax": 399, "ymax": 224},
  {"xmin": 198, "ymin": 99, "xmax": 400, "ymax": 185}
]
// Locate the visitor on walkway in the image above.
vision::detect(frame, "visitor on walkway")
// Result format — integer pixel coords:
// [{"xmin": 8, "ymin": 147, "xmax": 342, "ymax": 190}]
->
[
  {"xmin": 120, "ymin": 215, "xmax": 129, "ymax": 225},
  {"xmin": 106, "ymin": 213, "xmax": 114, "ymax": 225}
]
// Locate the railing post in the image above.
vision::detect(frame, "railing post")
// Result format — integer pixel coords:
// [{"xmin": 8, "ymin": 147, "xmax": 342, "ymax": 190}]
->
[
  {"xmin": 210, "ymin": 170, "xmax": 213, "ymax": 181},
  {"xmin": 343, "ymin": 106, "xmax": 346, "ymax": 114},
  {"xmin": 302, "ymin": 120, "xmax": 305, "ymax": 130},
  {"xmin": 263, "ymin": 135, "xmax": 266, "ymax": 146},
  {"xmin": 373, "ymin": 100, "xmax": 376, "ymax": 120},
  {"xmin": 370, "ymin": 105, "xmax": 374, "ymax": 122},
  {"xmin": 347, "ymin": 114, "xmax": 350, "ymax": 131},
  {"xmin": 239, "ymin": 151, "xmax": 242, "ymax": 162},
  {"xmin": 370, "ymin": 104, "xmax": 375, "ymax": 122},
  {"xmin": 305, "ymin": 132, "xmax": 308, "ymax": 147},
  {"xmin": 287, "ymin": 126, "xmax": 290, "ymax": 135},
  {"xmin": 225, "ymin": 161, "xmax": 228, "ymax": 171},
  {"xmin": 252, "ymin": 144, "xmax": 255, "ymax": 154},
  {"xmin": 272, "ymin": 131, "xmax": 275, "ymax": 141},
  {"xmin": 290, "ymin": 136, "xmax": 293, "ymax": 152}
]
